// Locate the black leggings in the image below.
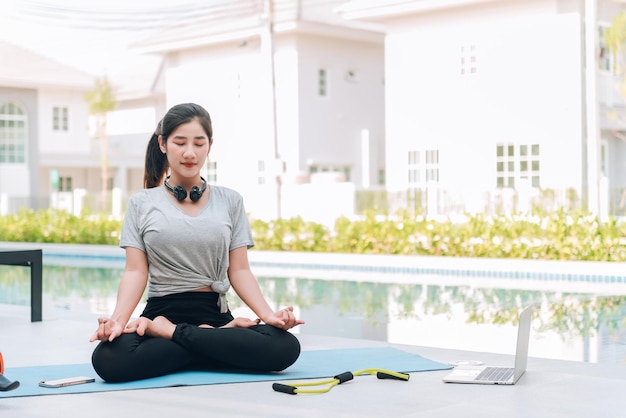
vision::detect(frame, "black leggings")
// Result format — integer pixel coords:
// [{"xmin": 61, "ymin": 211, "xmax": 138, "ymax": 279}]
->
[{"xmin": 91, "ymin": 292, "xmax": 301, "ymax": 382}]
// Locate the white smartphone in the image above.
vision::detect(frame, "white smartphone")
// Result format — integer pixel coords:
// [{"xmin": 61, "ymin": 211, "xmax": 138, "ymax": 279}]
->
[{"xmin": 38, "ymin": 376, "xmax": 95, "ymax": 388}]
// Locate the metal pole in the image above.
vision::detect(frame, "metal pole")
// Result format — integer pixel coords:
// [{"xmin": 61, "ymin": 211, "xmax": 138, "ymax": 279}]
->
[
  {"xmin": 584, "ymin": 0, "xmax": 600, "ymax": 215},
  {"xmin": 265, "ymin": 0, "xmax": 282, "ymax": 219}
]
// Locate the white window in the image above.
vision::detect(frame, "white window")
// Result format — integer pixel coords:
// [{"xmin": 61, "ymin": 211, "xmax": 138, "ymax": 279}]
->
[
  {"xmin": 598, "ymin": 23, "xmax": 616, "ymax": 73},
  {"xmin": 341, "ymin": 165, "xmax": 351, "ymax": 182},
  {"xmin": 408, "ymin": 150, "xmax": 420, "ymax": 185},
  {"xmin": 59, "ymin": 176, "xmax": 73, "ymax": 192},
  {"xmin": 601, "ymin": 139, "xmax": 608, "ymax": 177},
  {"xmin": 308, "ymin": 163, "xmax": 351, "ymax": 181},
  {"xmin": 496, "ymin": 143, "xmax": 540, "ymax": 188},
  {"xmin": 461, "ymin": 44, "xmax": 478, "ymax": 75},
  {"xmin": 237, "ymin": 72, "xmax": 242, "ymax": 99},
  {"xmin": 206, "ymin": 161, "xmax": 218, "ymax": 184},
  {"xmin": 377, "ymin": 168, "xmax": 385, "ymax": 186},
  {"xmin": 425, "ymin": 149, "xmax": 439, "ymax": 182},
  {"xmin": 0, "ymin": 102, "xmax": 27, "ymax": 164},
  {"xmin": 53, "ymin": 106, "xmax": 69, "ymax": 132},
  {"xmin": 496, "ymin": 144, "xmax": 515, "ymax": 188},
  {"xmin": 408, "ymin": 149, "xmax": 440, "ymax": 187},
  {"xmin": 258, "ymin": 160, "xmax": 266, "ymax": 185},
  {"xmin": 318, "ymin": 68, "xmax": 328, "ymax": 97}
]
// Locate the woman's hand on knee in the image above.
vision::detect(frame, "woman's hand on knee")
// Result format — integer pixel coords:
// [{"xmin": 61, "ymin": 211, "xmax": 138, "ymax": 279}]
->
[
  {"xmin": 124, "ymin": 316, "xmax": 176, "ymax": 339},
  {"xmin": 264, "ymin": 306, "xmax": 304, "ymax": 331},
  {"xmin": 90, "ymin": 317, "xmax": 124, "ymax": 343},
  {"xmin": 124, "ymin": 317, "xmax": 151, "ymax": 336}
]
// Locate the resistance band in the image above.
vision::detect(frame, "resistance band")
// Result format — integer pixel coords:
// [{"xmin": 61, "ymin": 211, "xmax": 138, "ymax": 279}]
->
[{"xmin": 272, "ymin": 368, "xmax": 409, "ymax": 395}]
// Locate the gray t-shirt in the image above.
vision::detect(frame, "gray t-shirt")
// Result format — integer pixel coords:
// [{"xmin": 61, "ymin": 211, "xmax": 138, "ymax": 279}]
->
[{"xmin": 120, "ymin": 185, "xmax": 254, "ymax": 312}]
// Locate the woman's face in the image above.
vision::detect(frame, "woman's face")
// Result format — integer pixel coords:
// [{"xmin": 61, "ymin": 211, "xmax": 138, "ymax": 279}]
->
[{"xmin": 159, "ymin": 118, "xmax": 211, "ymax": 183}]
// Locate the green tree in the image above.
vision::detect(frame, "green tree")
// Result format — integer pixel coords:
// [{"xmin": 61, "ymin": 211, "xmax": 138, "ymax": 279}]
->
[
  {"xmin": 604, "ymin": 12, "xmax": 626, "ymax": 77},
  {"xmin": 85, "ymin": 77, "xmax": 116, "ymax": 211}
]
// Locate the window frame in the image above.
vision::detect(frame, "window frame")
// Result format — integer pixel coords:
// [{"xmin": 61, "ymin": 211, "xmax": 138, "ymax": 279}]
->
[
  {"xmin": 206, "ymin": 161, "xmax": 218, "ymax": 184},
  {"xmin": 408, "ymin": 148, "xmax": 440, "ymax": 187},
  {"xmin": 0, "ymin": 102, "xmax": 28, "ymax": 164},
  {"xmin": 52, "ymin": 105, "xmax": 69, "ymax": 132},
  {"xmin": 496, "ymin": 143, "xmax": 541, "ymax": 189},
  {"xmin": 460, "ymin": 44, "xmax": 478, "ymax": 75},
  {"xmin": 598, "ymin": 22, "xmax": 616, "ymax": 74},
  {"xmin": 318, "ymin": 68, "xmax": 328, "ymax": 97}
]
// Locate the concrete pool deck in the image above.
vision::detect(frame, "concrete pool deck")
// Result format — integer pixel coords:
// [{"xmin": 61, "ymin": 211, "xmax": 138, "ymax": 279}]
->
[
  {"xmin": 1, "ymin": 305, "xmax": 626, "ymax": 418},
  {"xmin": 2, "ymin": 242, "xmax": 626, "ymax": 416}
]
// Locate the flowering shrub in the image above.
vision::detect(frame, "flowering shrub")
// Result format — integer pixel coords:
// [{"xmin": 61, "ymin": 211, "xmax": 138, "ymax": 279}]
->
[{"xmin": 2, "ymin": 208, "xmax": 625, "ymax": 261}]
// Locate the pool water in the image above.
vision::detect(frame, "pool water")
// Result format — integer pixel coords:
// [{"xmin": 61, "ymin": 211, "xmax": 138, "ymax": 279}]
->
[{"xmin": 1, "ymin": 257, "xmax": 625, "ymax": 366}]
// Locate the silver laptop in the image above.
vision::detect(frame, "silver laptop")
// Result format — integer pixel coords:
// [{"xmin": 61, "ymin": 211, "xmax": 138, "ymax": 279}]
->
[{"xmin": 442, "ymin": 305, "xmax": 532, "ymax": 385}]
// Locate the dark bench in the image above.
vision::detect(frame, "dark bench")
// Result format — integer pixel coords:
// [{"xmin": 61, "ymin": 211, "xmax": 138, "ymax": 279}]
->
[{"xmin": 0, "ymin": 249, "xmax": 42, "ymax": 322}]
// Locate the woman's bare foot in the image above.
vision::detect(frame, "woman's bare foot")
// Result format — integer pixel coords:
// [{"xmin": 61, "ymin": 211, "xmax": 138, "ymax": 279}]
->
[
  {"xmin": 222, "ymin": 317, "xmax": 261, "ymax": 328},
  {"xmin": 146, "ymin": 316, "xmax": 176, "ymax": 339},
  {"xmin": 198, "ymin": 317, "xmax": 260, "ymax": 329}
]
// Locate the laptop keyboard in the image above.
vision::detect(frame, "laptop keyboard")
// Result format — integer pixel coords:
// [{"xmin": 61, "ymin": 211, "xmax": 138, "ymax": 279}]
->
[{"xmin": 475, "ymin": 367, "xmax": 515, "ymax": 382}]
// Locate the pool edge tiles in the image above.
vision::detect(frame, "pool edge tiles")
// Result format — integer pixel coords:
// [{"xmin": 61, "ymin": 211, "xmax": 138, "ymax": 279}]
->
[
  {"xmin": 247, "ymin": 250, "xmax": 626, "ymax": 287},
  {"xmin": 1, "ymin": 241, "xmax": 625, "ymax": 286}
]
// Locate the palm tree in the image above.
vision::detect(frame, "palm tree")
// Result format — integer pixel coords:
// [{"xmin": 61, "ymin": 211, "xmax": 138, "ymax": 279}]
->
[
  {"xmin": 85, "ymin": 77, "xmax": 116, "ymax": 212},
  {"xmin": 604, "ymin": 13, "xmax": 626, "ymax": 78}
]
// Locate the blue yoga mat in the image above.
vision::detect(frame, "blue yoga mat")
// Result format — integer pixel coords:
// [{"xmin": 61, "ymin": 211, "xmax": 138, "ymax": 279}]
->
[{"xmin": 0, "ymin": 347, "xmax": 451, "ymax": 398}]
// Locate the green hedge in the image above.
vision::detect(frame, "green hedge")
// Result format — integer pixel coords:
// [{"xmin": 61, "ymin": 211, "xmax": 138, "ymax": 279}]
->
[
  {"xmin": 252, "ymin": 209, "xmax": 626, "ymax": 261},
  {"xmin": 1, "ymin": 208, "xmax": 625, "ymax": 262},
  {"xmin": 0, "ymin": 209, "xmax": 121, "ymax": 245}
]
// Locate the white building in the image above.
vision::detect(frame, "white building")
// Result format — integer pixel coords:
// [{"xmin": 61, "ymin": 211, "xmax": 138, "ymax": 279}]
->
[
  {"xmin": 339, "ymin": 0, "xmax": 626, "ymax": 217},
  {"xmin": 1, "ymin": 2, "xmax": 387, "ymax": 222},
  {"xmin": 3, "ymin": 0, "xmax": 626, "ymax": 221},
  {"xmin": 0, "ymin": 41, "xmax": 95, "ymax": 214},
  {"xmin": 123, "ymin": 1, "xmax": 386, "ymax": 221}
]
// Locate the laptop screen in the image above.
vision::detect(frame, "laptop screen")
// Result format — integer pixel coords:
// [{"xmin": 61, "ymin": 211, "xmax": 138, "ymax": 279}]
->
[{"xmin": 513, "ymin": 305, "xmax": 533, "ymax": 380}]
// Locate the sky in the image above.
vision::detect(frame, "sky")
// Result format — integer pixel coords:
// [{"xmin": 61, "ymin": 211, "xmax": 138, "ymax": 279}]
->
[
  {"xmin": 0, "ymin": 0, "xmax": 361, "ymax": 77},
  {"xmin": 0, "ymin": 0, "xmax": 211, "ymax": 76}
]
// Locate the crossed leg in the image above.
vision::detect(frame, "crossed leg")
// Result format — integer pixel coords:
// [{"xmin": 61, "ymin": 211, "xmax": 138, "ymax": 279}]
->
[{"xmin": 92, "ymin": 317, "xmax": 300, "ymax": 383}]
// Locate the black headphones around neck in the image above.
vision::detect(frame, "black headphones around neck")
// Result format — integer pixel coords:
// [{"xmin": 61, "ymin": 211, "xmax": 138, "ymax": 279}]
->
[{"xmin": 164, "ymin": 176, "xmax": 207, "ymax": 202}]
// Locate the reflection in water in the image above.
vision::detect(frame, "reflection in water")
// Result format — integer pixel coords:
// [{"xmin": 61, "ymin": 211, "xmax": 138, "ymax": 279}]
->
[{"xmin": 1, "ymin": 262, "xmax": 625, "ymax": 365}]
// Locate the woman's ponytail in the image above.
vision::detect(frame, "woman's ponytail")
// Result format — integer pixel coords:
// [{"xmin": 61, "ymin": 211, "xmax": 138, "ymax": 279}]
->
[{"xmin": 143, "ymin": 125, "xmax": 168, "ymax": 188}]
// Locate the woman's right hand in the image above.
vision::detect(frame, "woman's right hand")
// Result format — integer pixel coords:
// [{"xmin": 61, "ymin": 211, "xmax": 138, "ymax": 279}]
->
[
  {"xmin": 89, "ymin": 317, "xmax": 125, "ymax": 343},
  {"xmin": 262, "ymin": 306, "xmax": 304, "ymax": 330}
]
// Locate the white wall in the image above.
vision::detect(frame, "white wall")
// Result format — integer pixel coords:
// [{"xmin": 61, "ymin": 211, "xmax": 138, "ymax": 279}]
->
[
  {"xmin": 162, "ymin": 30, "xmax": 383, "ymax": 220},
  {"xmin": 166, "ymin": 44, "xmax": 275, "ymax": 216},
  {"xmin": 384, "ymin": 3, "xmax": 583, "ymax": 195},
  {"xmin": 274, "ymin": 43, "xmax": 300, "ymax": 176},
  {"xmin": 0, "ymin": 165, "xmax": 30, "ymax": 196},
  {"xmin": 297, "ymin": 34, "xmax": 385, "ymax": 187},
  {"xmin": 37, "ymin": 89, "xmax": 90, "ymax": 155}
]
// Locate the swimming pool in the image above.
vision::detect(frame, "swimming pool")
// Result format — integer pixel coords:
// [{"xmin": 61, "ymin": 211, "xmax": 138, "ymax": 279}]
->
[{"xmin": 1, "ymin": 247, "xmax": 625, "ymax": 366}]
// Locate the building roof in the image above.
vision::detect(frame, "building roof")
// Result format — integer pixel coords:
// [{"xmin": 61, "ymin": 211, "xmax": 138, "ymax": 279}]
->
[
  {"xmin": 132, "ymin": 0, "xmax": 384, "ymax": 54},
  {"xmin": 336, "ymin": 0, "xmax": 496, "ymax": 20},
  {"xmin": 0, "ymin": 40, "xmax": 94, "ymax": 91},
  {"xmin": 106, "ymin": 53, "xmax": 165, "ymax": 101}
]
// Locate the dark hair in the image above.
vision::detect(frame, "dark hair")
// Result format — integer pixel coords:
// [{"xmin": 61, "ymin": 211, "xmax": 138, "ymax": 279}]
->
[{"xmin": 143, "ymin": 103, "xmax": 213, "ymax": 188}]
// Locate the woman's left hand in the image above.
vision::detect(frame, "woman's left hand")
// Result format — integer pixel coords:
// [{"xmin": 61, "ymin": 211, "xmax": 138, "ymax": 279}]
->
[
  {"xmin": 263, "ymin": 306, "xmax": 304, "ymax": 330},
  {"xmin": 123, "ymin": 317, "xmax": 152, "ymax": 336}
]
